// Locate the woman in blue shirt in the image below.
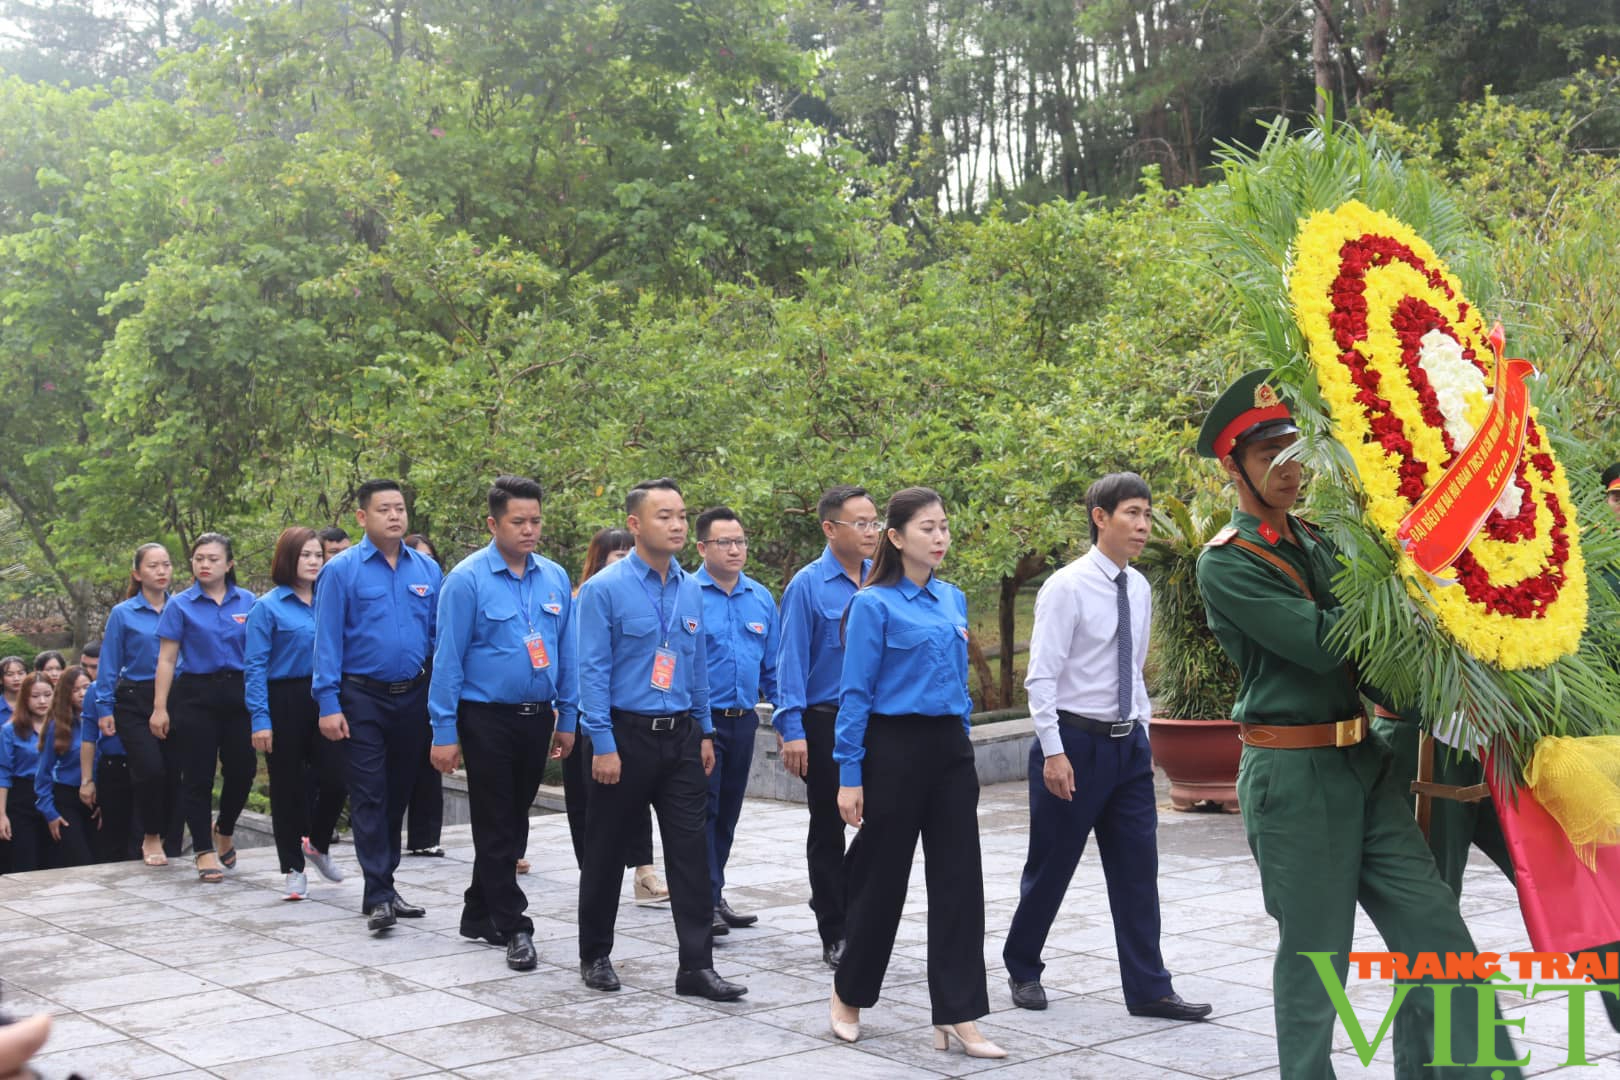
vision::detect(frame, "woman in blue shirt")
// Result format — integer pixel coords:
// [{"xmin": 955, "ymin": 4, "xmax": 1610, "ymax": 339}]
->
[
  {"xmin": 151, "ymin": 533, "xmax": 257, "ymax": 883},
  {"xmin": 37, "ymin": 666, "xmax": 93, "ymax": 868},
  {"xmin": 0, "ymin": 656, "xmax": 25, "ymax": 725},
  {"xmin": 828, "ymin": 487, "xmax": 1003, "ymax": 1060},
  {"xmin": 247, "ymin": 527, "xmax": 346, "ymax": 900},
  {"xmin": 0, "ymin": 673, "xmax": 56, "ymax": 872},
  {"xmin": 95, "ymin": 543, "xmax": 178, "ymax": 866}
]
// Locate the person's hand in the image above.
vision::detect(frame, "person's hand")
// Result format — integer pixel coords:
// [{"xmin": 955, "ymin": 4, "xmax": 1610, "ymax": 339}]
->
[
  {"xmin": 837, "ymin": 785, "xmax": 864, "ymax": 828},
  {"xmin": 701, "ymin": 738, "xmax": 716, "ymax": 776},
  {"xmin": 149, "ymin": 708, "xmax": 170, "ymax": 740},
  {"xmin": 319, "ymin": 712, "xmax": 350, "ymax": 741},
  {"xmin": 46, "ymin": 816, "xmax": 66, "ymax": 842},
  {"xmin": 0, "ymin": 812, "xmax": 10, "ymax": 841},
  {"xmin": 251, "ymin": 730, "xmax": 273, "ymax": 753},
  {"xmin": 99, "ymin": 714, "xmax": 116, "ymax": 737},
  {"xmin": 430, "ymin": 743, "xmax": 461, "ymax": 774},
  {"xmin": 1043, "ymin": 752, "xmax": 1075, "ymax": 801},
  {"xmin": 79, "ymin": 781, "xmax": 96, "ymax": 809},
  {"xmin": 0, "ymin": 1011, "xmax": 51, "ymax": 1079},
  {"xmin": 549, "ymin": 730, "xmax": 576, "ymax": 760},
  {"xmin": 780, "ymin": 737, "xmax": 809, "ymax": 779},
  {"xmin": 592, "ymin": 750, "xmax": 622, "ymax": 784}
]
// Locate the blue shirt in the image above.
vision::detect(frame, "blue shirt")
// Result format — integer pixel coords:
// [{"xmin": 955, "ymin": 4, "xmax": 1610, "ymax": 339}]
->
[
  {"xmin": 695, "ymin": 566, "xmax": 780, "ymax": 710},
  {"xmin": 81, "ymin": 711, "xmax": 124, "ymax": 762},
  {"xmin": 0, "ymin": 697, "xmax": 10, "ymax": 726},
  {"xmin": 575, "ymin": 550, "xmax": 711, "ymax": 754},
  {"xmin": 835, "ymin": 575, "xmax": 972, "ymax": 786},
  {"xmin": 775, "ymin": 546, "xmax": 869, "ymax": 741},
  {"xmin": 35, "ymin": 725, "xmax": 83, "ymax": 821},
  {"xmin": 244, "ymin": 586, "xmax": 317, "ymax": 734},
  {"xmin": 0, "ymin": 720, "xmax": 42, "ymax": 790},
  {"xmin": 155, "ymin": 583, "xmax": 258, "ymax": 675},
  {"xmin": 429, "ymin": 542, "xmax": 579, "ymax": 745},
  {"xmin": 311, "ymin": 535, "xmax": 442, "ymax": 716},
  {"xmin": 93, "ymin": 593, "xmax": 166, "ymax": 720}
]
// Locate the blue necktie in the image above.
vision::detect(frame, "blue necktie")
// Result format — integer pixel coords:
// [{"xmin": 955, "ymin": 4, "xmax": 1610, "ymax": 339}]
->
[{"xmin": 1116, "ymin": 571, "xmax": 1134, "ymax": 723}]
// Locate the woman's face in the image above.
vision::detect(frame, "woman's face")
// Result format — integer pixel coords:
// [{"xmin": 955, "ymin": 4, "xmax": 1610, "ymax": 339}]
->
[
  {"xmin": 297, "ymin": 539, "xmax": 324, "ymax": 586},
  {"xmin": 191, "ymin": 542, "xmax": 231, "ymax": 586},
  {"xmin": 136, "ymin": 547, "xmax": 174, "ymax": 592},
  {"xmin": 70, "ymin": 673, "xmax": 89, "ymax": 711},
  {"xmin": 38, "ymin": 657, "xmax": 63, "ymax": 685},
  {"xmin": 604, "ymin": 548, "xmax": 629, "ymax": 567},
  {"xmin": 1, "ymin": 663, "xmax": 23, "ymax": 695},
  {"xmin": 27, "ymin": 679, "xmax": 53, "ymax": 719},
  {"xmin": 887, "ymin": 501, "xmax": 951, "ymax": 572}
]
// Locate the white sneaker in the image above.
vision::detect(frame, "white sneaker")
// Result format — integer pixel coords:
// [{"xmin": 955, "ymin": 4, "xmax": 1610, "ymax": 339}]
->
[
  {"xmin": 302, "ymin": 838, "xmax": 344, "ymax": 883},
  {"xmin": 283, "ymin": 870, "xmax": 308, "ymax": 901}
]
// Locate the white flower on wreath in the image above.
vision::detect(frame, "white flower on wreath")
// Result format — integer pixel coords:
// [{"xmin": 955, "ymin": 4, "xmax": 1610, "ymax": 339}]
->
[{"xmin": 1417, "ymin": 329, "xmax": 1524, "ymax": 519}]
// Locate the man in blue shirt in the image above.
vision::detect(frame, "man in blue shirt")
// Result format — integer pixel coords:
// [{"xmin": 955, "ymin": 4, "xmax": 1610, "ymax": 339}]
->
[
  {"xmin": 693, "ymin": 507, "xmax": 779, "ymax": 935},
  {"xmin": 575, "ymin": 478, "xmax": 745, "ymax": 1002},
  {"xmin": 314, "ymin": 478, "xmax": 442, "ymax": 932},
  {"xmin": 774, "ymin": 484, "xmax": 879, "ymax": 968},
  {"xmin": 429, "ymin": 475, "xmax": 578, "ymax": 973}
]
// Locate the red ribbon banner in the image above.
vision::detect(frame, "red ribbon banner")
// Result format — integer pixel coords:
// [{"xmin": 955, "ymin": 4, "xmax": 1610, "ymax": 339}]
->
[{"xmin": 1396, "ymin": 325, "xmax": 1538, "ymax": 578}]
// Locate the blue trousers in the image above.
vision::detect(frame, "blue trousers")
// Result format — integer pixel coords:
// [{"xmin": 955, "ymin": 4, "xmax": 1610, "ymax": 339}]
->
[
  {"xmin": 339, "ymin": 680, "xmax": 430, "ymax": 910},
  {"xmin": 1003, "ymin": 723, "xmax": 1173, "ymax": 1005},
  {"xmin": 706, "ymin": 710, "xmax": 758, "ymax": 906}
]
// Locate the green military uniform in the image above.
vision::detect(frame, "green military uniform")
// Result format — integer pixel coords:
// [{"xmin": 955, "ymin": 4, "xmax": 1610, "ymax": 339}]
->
[{"xmin": 1195, "ymin": 372, "xmax": 1522, "ymax": 1080}]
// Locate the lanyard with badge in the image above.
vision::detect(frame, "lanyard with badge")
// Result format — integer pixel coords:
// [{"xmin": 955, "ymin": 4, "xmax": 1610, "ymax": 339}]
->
[
  {"xmin": 506, "ymin": 567, "xmax": 550, "ymax": 670},
  {"xmin": 643, "ymin": 573, "xmax": 678, "ymax": 692}
]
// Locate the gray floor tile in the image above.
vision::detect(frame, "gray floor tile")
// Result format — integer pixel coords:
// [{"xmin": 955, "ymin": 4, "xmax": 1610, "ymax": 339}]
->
[
  {"xmin": 378, "ymin": 1013, "xmax": 587, "ymax": 1068},
  {"xmin": 608, "ymin": 1014, "xmax": 826, "ymax": 1071},
  {"xmin": 145, "ymin": 1011, "xmax": 354, "ymax": 1067},
  {"xmin": 27, "ymin": 1037, "xmax": 193, "ymax": 1079},
  {"xmin": 313, "ymin": 987, "xmax": 505, "ymax": 1038},
  {"xmin": 455, "ymin": 1040, "xmax": 691, "ymax": 1079},
  {"xmin": 211, "ymin": 1038, "xmax": 442, "ymax": 1080},
  {"xmin": 89, "ymin": 988, "xmax": 282, "ymax": 1037}
]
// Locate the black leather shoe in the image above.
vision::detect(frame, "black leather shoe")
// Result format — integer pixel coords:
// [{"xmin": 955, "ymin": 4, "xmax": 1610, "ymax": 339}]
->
[
  {"xmin": 391, "ymin": 895, "xmax": 426, "ymax": 918},
  {"xmin": 1127, "ymin": 993, "xmax": 1212, "ymax": 1021},
  {"xmin": 460, "ymin": 918, "xmax": 509, "ymax": 947},
  {"xmin": 675, "ymin": 967, "xmax": 748, "ymax": 1001},
  {"xmin": 581, "ymin": 956, "xmax": 620, "ymax": 991},
  {"xmin": 711, "ymin": 912, "xmax": 730, "ymax": 936},
  {"xmin": 366, "ymin": 901, "xmax": 396, "ymax": 933},
  {"xmin": 716, "ymin": 898, "xmax": 758, "ymax": 928},
  {"xmin": 1009, "ymin": 976, "xmax": 1048, "ymax": 1011},
  {"xmin": 506, "ymin": 931, "xmax": 537, "ymax": 972},
  {"xmin": 823, "ymin": 940, "xmax": 845, "ymax": 969}
]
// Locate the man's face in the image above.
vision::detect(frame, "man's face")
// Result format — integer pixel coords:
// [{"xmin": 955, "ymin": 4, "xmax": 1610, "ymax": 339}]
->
[
  {"xmin": 823, "ymin": 496, "xmax": 882, "ymax": 561},
  {"xmin": 697, "ymin": 517, "xmax": 748, "ymax": 578},
  {"xmin": 490, "ymin": 499, "xmax": 543, "ymax": 558},
  {"xmin": 1607, "ymin": 489, "xmax": 1620, "ymax": 523},
  {"xmin": 1226, "ymin": 433, "xmax": 1302, "ymax": 509},
  {"xmin": 81, "ymin": 655, "xmax": 99, "ymax": 681},
  {"xmin": 321, "ymin": 537, "xmax": 352, "ymax": 561},
  {"xmin": 1094, "ymin": 496, "xmax": 1152, "ymax": 562},
  {"xmin": 357, "ymin": 490, "xmax": 409, "ymax": 543},
  {"xmin": 628, "ymin": 488, "xmax": 687, "ymax": 557}
]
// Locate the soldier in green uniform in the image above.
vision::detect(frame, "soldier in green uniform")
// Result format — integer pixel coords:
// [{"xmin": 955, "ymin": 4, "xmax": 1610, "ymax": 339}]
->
[{"xmin": 1195, "ymin": 370, "xmax": 1522, "ymax": 1080}]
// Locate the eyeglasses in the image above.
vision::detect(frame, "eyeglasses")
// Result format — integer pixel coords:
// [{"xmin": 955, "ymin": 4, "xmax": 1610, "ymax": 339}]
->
[
  {"xmin": 702, "ymin": 538, "xmax": 748, "ymax": 550},
  {"xmin": 832, "ymin": 519, "xmax": 886, "ymax": 534}
]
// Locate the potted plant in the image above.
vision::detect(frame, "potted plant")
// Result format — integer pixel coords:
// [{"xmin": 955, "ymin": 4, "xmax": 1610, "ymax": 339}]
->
[{"xmin": 1139, "ymin": 494, "xmax": 1243, "ymax": 812}]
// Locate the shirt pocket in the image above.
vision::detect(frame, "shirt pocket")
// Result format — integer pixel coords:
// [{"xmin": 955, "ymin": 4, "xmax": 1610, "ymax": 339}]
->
[
  {"xmin": 620, "ymin": 614, "xmax": 659, "ymax": 643},
  {"xmin": 818, "ymin": 601, "xmax": 848, "ymax": 648},
  {"xmin": 357, "ymin": 586, "xmax": 388, "ymax": 613},
  {"xmin": 887, "ymin": 626, "xmax": 932, "ymax": 653},
  {"xmin": 481, "ymin": 602, "xmax": 520, "ymax": 643}
]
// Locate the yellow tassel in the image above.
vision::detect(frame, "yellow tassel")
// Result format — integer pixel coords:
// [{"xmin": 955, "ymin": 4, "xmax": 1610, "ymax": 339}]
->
[{"xmin": 1524, "ymin": 736, "xmax": 1620, "ymax": 869}]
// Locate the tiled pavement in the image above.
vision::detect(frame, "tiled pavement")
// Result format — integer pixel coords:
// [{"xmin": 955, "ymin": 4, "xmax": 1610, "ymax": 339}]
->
[{"xmin": 2, "ymin": 781, "xmax": 1616, "ymax": 1079}]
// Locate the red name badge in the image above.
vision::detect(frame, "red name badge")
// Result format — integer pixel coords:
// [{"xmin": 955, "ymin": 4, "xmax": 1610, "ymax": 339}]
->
[
  {"xmin": 524, "ymin": 632, "xmax": 550, "ymax": 670},
  {"xmin": 651, "ymin": 646, "xmax": 677, "ymax": 691}
]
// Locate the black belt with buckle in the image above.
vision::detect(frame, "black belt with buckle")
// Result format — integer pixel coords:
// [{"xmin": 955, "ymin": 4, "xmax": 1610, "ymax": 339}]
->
[
  {"xmin": 470, "ymin": 700, "xmax": 553, "ymax": 718},
  {"xmin": 611, "ymin": 708, "xmax": 691, "ymax": 732},
  {"xmin": 177, "ymin": 670, "xmax": 244, "ymax": 683},
  {"xmin": 344, "ymin": 671, "xmax": 428, "ymax": 695},
  {"xmin": 1058, "ymin": 710, "xmax": 1136, "ymax": 738},
  {"xmin": 713, "ymin": 707, "xmax": 752, "ymax": 719}
]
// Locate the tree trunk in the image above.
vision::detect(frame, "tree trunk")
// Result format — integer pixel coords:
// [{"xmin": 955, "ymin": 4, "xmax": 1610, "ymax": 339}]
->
[
  {"xmin": 1360, "ymin": 0, "xmax": 1394, "ymax": 111},
  {"xmin": 996, "ymin": 551, "xmax": 1051, "ymax": 709},
  {"xmin": 1312, "ymin": 4, "xmax": 1335, "ymax": 115},
  {"xmin": 0, "ymin": 477, "xmax": 92, "ymax": 649}
]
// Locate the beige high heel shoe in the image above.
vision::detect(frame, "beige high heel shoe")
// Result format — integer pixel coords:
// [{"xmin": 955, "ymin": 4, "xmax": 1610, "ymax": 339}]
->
[
  {"xmin": 932, "ymin": 1022, "xmax": 1007, "ymax": 1059},
  {"xmin": 829, "ymin": 990, "xmax": 860, "ymax": 1043},
  {"xmin": 633, "ymin": 865, "xmax": 670, "ymax": 904}
]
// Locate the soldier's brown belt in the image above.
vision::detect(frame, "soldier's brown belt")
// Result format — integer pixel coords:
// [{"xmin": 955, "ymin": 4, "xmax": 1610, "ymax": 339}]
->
[{"xmin": 1238, "ymin": 714, "xmax": 1366, "ymax": 749}]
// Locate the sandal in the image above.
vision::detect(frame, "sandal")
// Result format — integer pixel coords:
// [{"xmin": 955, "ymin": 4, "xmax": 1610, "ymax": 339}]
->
[
  {"xmin": 633, "ymin": 866, "xmax": 670, "ymax": 904},
  {"xmin": 196, "ymin": 857, "xmax": 224, "ymax": 884},
  {"xmin": 213, "ymin": 824, "xmax": 237, "ymax": 869},
  {"xmin": 142, "ymin": 849, "xmax": 168, "ymax": 867},
  {"xmin": 516, "ymin": 858, "xmax": 530, "ymax": 875}
]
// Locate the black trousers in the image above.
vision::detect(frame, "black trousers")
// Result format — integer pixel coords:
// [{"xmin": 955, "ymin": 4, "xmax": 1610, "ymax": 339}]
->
[
  {"xmin": 5, "ymin": 778, "xmax": 48, "ymax": 873},
  {"xmin": 563, "ymin": 740, "xmax": 654, "ymax": 870},
  {"xmin": 112, "ymin": 680, "xmax": 184, "ymax": 853},
  {"xmin": 170, "ymin": 672, "xmax": 255, "ymax": 855},
  {"xmin": 340, "ymin": 678, "xmax": 430, "ymax": 909},
  {"xmin": 578, "ymin": 713, "xmax": 712, "ymax": 972},
  {"xmin": 48, "ymin": 782, "xmax": 93, "ymax": 868},
  {"xmin": 834, "ymin": 714, "xmax": 989, "ymax": 1026},
  {"xmin": 91, "ymin": 754, "xmax": 138, "ymax": 863},
  {"xmin": 459, "ymin": 701, "xmax": 555, "ymax": 936},
  {"xmin": 266, "ymin": 677, "xmax": 347, "ymax": 874},
  {"xmin": 405, "ymin": 745, "xmax": 443, "ymax": 850},
  {"xmin": 803, "ymin": 704, "xmax": 849, "ymax": 947}
]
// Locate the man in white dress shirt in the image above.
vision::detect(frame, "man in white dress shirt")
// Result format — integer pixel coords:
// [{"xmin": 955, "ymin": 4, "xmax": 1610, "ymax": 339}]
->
[{"xmin": 1002, "ymin": 473, "xmax": 1211, "ymax": 1022}]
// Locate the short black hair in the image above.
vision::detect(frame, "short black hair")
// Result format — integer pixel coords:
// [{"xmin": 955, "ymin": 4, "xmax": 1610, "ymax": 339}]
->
[
  {"xmin": 489, "ymin": 475, "xmax": 544, "ymax": 520},
  {"xmin": 356, "ymin": 479, "xmax": 403, "ymax": 509},
  {"xmin": 1085, "ymin": 472, "xmax": 1152, "ymax": 544},
  {"xmin": 33, "ymin": 650, "xmax": 66, "ymax": 672},
  {"xmin": 696, "ymin": 506, "xmax": 740, "ymax": 541},
  {"xmin": 81, "ymin": 641, "xmax": 101, "ymax": 659},
  {"xmin": 817, "ymin": 484, "xmax": 870, "ymax": 522},
  {"xmin": 316, "ymin": 526, "xmax": 350, "ymax": 544},
  {"xmin": 625, "ymin": 478, "xmax": 681, "ymax": 516}
]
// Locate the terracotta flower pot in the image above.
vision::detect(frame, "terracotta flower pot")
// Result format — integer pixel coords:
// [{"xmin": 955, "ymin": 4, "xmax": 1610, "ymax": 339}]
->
[{"xmin": 1147, "ymin": 717, "xmax": 1242, "ymax": 813}]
